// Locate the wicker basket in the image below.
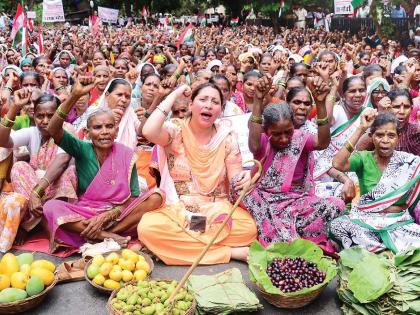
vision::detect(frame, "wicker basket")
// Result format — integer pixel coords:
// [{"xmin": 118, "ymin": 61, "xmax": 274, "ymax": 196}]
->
[
  {"xmin": 256, "ymin": 282, "xmax": 327, "ymax": 309},
  {"xmin": 0, "ymin": 275, "xmax": 57, "ymax": 314},
  {"xmin": 84, "ymin": 250, "xmax": 154, "ymax": 294},
  {"xmin": 106, "ymin": 279, "xmax": 196, "ymax": 315}
]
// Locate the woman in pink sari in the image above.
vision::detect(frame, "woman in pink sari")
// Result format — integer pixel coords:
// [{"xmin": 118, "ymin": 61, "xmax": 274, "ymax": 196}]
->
[
  {"xmin": 243, "ymin": 74, "xmax": 344, "ymax": 253},
  {"xmin": 43, "ymin": 77, "xmax": 164, "ymax": 252}
]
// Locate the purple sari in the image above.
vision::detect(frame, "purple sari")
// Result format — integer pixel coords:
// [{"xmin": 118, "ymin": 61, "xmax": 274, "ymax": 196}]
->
[
  {"xmin": 242, "ymin": 130, "xmax": 344, "ymax": 254},
  {"xmin": 44, "ymin": 143, "xmax": 162, "ymax": 253}
]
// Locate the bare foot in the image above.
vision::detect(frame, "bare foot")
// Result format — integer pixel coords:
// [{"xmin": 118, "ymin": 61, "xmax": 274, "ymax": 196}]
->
[
  {"xmin": 14, "ymin": 228, "xmax": 28, "ymax": 246},
  {"xmin": 100, "ymin": 231, "xmax": 131, "ymax": 248},
  {"xmin": 128, "ymin": 243, "xmax": 143, "ymax": 252},
  {"xmin": 231, "ymin": 247, "xmax": 249, "ymax": 262}
]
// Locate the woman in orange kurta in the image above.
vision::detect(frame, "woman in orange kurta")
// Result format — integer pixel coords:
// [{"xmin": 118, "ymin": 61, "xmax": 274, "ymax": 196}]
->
[{"xmin": 138, "ymin": 83, "xmax": 257, "ymax": 265}]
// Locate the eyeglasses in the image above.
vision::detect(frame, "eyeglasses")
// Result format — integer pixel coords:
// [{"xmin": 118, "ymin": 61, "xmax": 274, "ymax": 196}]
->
[{"xmin": 372, "ymin": 89, "xmax": 388, "ymax": 96}]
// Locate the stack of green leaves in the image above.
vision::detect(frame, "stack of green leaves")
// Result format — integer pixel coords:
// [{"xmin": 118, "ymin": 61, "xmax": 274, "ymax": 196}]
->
[
  {"xmin": 186, "ymin": 268, "xmax": 263, "ymax": 314},
  {"xmin": 248, "ymin": 239, "xmax": 337, "ymax": 296},
  {"xmin": 338, "ymin": 247, "xmax": 420, "ymax": 315}
]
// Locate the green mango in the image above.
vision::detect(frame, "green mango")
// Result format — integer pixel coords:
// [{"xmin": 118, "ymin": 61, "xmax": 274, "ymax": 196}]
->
[
  {"xmin": 16, "ymin": 253, "xmax": 34, "ymax": 267},
  {"xmin": 127, "ymin": 294, "xmax": 138, "ymax": 306},
  {"xmin": 154, "ymin": 303, "xmax": 164, "ymax": 312},
  {"xmin": 142, "ymin": 297, "xmax": 152, "ymax": 306},
  {"xmin": 142, "ymin": 305, "xmax": 156, "ymax": 315},
  {"xmin": 26, "ymin": 276, "xmax": 45, "ymax": 296},
  {"xmin": 174, "ymin": 292, "xmax": 185, "ymax": 301},
  {"xmin": 0, "ymin": 288, "xmax": 28, "ymax": 303}
]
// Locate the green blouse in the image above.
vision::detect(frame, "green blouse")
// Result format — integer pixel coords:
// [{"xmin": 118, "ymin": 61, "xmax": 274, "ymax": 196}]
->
[
  {"xmin": 13, "ymin": 115, "xmax": 31, "ymax": 130},
  {"xmin": 349, "ymin": 151, "xmax": 405, "ymax": 206},
  {"xmin": 58, "ymin": 130, "xmax": 140, "ymax": 196}
]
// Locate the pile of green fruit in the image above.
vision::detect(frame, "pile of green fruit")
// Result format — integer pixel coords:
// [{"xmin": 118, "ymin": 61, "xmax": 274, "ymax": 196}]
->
[{"xmin": 110, "ymin": 280, "xmax": 194, "ymax": 315}]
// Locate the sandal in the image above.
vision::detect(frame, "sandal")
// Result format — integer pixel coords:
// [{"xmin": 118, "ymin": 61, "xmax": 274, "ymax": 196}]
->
[{"xmin": 56, "ymin": 257, "xmax": 89, "ymax": 283}]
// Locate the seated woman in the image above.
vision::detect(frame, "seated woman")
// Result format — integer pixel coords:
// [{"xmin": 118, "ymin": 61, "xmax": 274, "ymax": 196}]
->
[
  {"xmin": 242, "ymin": 75, "xmax": 344, "ymax": 253},
  {"xmin": 330, "ymin": 112, "xmax": 420, "ymax": 253},
  {"xmin": 0, "ymin": 89, "xmax": 77, "ymax": 250},
  {"xmin": 43, "ymin": 77, "xmax": 164, "ymax": 252},
  {"xmin": 364, "ymin": 77, "xmax": 390, "ymax": 110},
  {"xmin": 138, "ymin": 84, "xmax": 257, "ymax": 265},
  {"xmin": 357, "ymin": 89, "xmax": 420, "ymax": 156}
]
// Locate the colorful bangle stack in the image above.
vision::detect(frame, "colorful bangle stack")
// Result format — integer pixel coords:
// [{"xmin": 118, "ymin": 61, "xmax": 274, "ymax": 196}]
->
[
  {"xmin": 326, "ymin": 95, "xmax": 336, "ymax": 103},
  {"xmin": 56, "ymin": 105, "xmax": 68, "ymax": 120},
  {"xmin": 173, "ymin": 71, "xmax": 181, "ymax": 80},
  {"xmin": 344, "ymin": 140, "xmax": 354, "ymax": 153},
  {"xmin": 278, "ymin": 80, "xmax": 286, "ymax": 88},
  {"xmin": 40, "ymin": 177, "xmax": 51, "ymax": 187},
  {"xmin": 1, "ymin": 116, "xmax": 15, "ymax": 128},
  {"xmin": 250, "ymin": 115, "xmax": 263, "ymax": 124},
  {"xmin": 316, "ymin": 116, "xmax": 329, "ymax": 126},
  {"xmin": 32, "ymin": 185, "xmax": 45, "ymax": 198}
]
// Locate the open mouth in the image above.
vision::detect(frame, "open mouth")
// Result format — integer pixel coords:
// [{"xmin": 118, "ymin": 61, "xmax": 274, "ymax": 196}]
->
[{"xmin": 200, "ymin": 112, "xmax": 213, "ymax": 121}]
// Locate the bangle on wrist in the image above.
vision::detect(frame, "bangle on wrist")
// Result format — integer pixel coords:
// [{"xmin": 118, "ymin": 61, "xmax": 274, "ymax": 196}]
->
[
  {"xmin": 0, "ymin": 118, "xmax": 13, "ymax": 128},
  {"xmin": 40, "ymin": 177, "xmax": 51, "ymax": 187},
  {"xmin": 156, "ymin": 106, "xmax": 169, "ymax": 117},
  {"xmin": 173, "ymin": 71, "xmax": 181, "ymax": 80},
  {"xmin": 55, "ymin": 105, "xmax": 68, "ymax": 120},
  {"xmin": 250, "ymin": 114, "xmax": 263, "ymax": 124},
  {"xmin": 32, "ymin": 186, "xmax": 45, "ymax": 198},
  {"xmin": 144, "ymin": 111, "xmax": 151, "ymax": 119},
  {"xmin": 55, "ymin": 86, "xmax": 65, "ymax": 92},
  {"xmin": 316, "ymin": 116, "xmax": 329, "ymax": 126},
  {"xmin": 344, "ymin": 140, "xmax": 354, "ymax": 153},
  {"xmin": 326, "ymin": 95, "xmax": 336, "ymax": 103}
]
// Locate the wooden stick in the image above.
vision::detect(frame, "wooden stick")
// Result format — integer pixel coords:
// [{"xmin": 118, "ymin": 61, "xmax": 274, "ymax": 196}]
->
[{"xmin": 168, "ymin": 160, "xmax": 262, "ymax": 303}]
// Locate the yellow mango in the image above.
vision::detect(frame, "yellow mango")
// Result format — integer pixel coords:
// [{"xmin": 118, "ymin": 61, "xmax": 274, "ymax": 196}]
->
[
  {"xmin": 103, "ymin": 279, "xmax": 121, "ymax": 290},
  {"xmin": 0, "ymin": 253, "xmax": 19, "ymax": 277},
  {"xmin": 29, "ymin": 268, "xmax": 54, "ymax": 286},
  {"xmin": 31, "ymin": 260, "xmax": 56, "ymax": 272}
]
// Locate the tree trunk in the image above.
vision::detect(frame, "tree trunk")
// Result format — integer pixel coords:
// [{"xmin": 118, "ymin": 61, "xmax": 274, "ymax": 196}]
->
[{"xmin": 271, "ymin": 12, "xmax": 279, "ymax": 34}]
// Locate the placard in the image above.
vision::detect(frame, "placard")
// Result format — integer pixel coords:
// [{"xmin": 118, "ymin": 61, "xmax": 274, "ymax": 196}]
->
[
  {"xmin": 98, "ymin": 6, "xmax": 119, "ymax": 24},
  {"xmin": 42, "ymin": 0, "xmax": 65, "ymax": 23},
  {"xmin": 334, "ymin": 0, "xmax": 354, "ymax": 15},
  {"xmin": 27, "ymin": 11, "xmax": 36, "ymax": 19}
]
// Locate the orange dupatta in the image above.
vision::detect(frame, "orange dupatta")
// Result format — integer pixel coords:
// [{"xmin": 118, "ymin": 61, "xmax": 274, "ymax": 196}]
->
[{"xmin": 181, "ymin": 119, "xmax": 231, "ymax": 195}]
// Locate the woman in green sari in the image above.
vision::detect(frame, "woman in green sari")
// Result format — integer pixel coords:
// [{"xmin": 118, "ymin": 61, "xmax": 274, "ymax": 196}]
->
[{"xmin": 329, "ymin": 111, "xmax": 420, "ymax": 253}]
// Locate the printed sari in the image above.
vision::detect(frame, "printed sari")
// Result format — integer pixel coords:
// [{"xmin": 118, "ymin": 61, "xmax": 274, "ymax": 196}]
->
[
  {"xmin": 329, "ymin": 151, "xmax": 420, "ymax": 253},
  {"xmin": 43, "ymin": 142, "xmax": 164, "ymax": 253},
  {"xmin": 314, "ymin": 104, "xmax": 365, "ymax": 180},
  {"xmin": 11, "ymin": 138, "xmax": 77, "ymax": 232},
  {"xmin": 242, "ymin": 130, "xmax": 344, "ymax": 254}
]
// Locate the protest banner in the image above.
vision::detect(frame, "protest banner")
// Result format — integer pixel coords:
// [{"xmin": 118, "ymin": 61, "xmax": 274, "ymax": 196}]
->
[
  {"xmin": 98, "ymin": 6, "xmax": 119, "ymax": 24},
  {"xmin": 42, "ymin": 0, "xmax": 65, "ymax": 23}
]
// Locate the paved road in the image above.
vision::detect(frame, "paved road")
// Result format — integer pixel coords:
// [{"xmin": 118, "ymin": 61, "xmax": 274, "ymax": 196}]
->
[{"xmin": 7, "ymin": 251, "xmax": 342, "ymax": 315}]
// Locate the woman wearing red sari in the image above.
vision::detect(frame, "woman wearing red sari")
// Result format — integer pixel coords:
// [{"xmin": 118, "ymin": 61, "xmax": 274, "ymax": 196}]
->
[{"xmin": 43, "ymin": 77, "xmax": 164, "ymax": 252}]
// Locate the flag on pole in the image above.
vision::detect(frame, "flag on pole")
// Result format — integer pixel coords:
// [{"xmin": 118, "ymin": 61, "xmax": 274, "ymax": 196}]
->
[
  {"xmin": 279, "ymin": 0, "xmax": 285, "ymax": 17},
  {"xmin": 89, "ymin": 15, "xmax": 100, "ymax": 36},
  {"xmin": 10, "ymin": 3, "xmax": 25, "ymax": 42},
  {"xmin": 20, "ymin": 13, "xmax": 28, "ymax": 55},
  {"xmin": 230, "ymin": 17, "xmax": 239, "ymax": 26},
  {"xmin": 27, "ymin": 18, "xmax": 34, "ymax": 32},
  {"xmin": 351, "ymin": 0, "xmax": 364, "ymax": 9},
  {"xmin": 37, "ymin": 25, "xmax": 43, "ymax": 54},
  {"xmin": 142, "ymin": 6, "xmax": 148, "ymax": 23},
  {"xmin": 176, "ymin": 23, "xmax": 193, "ymax": 49}
]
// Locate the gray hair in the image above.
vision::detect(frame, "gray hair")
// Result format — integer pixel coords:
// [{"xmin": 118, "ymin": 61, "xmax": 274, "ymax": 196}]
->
[
  {"xmin": 262, "ymin": 102, "xmax": 293, "ymax": 130},
  {"xmin": 86, "ymin": 108, "xmax": 115, "ymax": 128}
]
